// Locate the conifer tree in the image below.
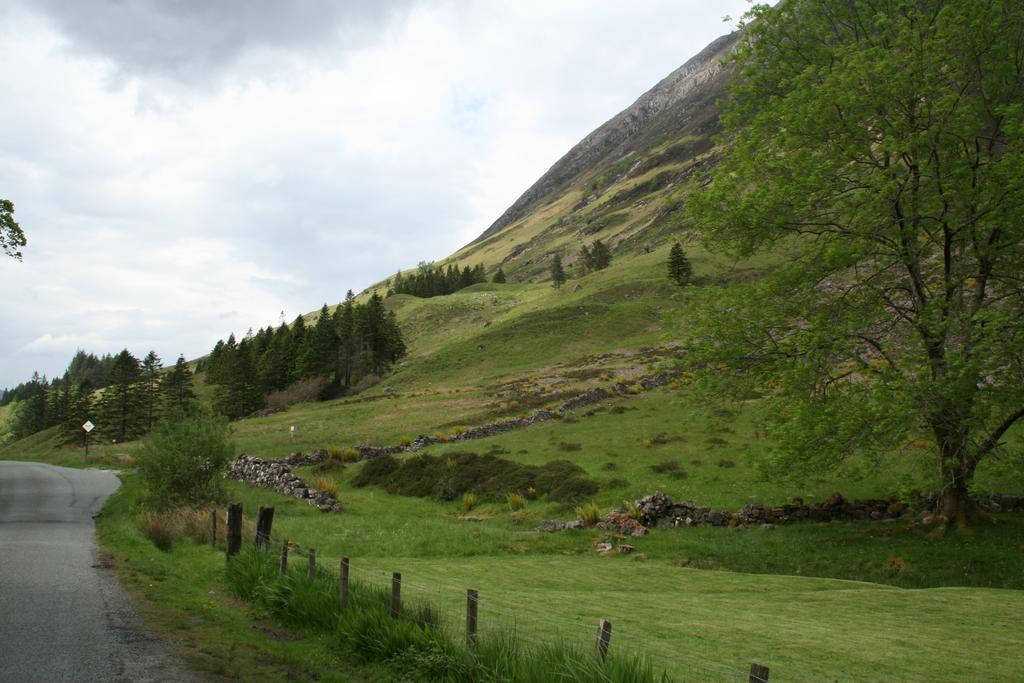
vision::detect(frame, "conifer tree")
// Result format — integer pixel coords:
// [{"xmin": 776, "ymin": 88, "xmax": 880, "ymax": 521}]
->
[
  {"xmin": 286, "ymin": 316, "xmax": 307, "ymax": 384},
  {"xmin": 336, "ymin": 291, "xmax": 357, "ymax": 387},
  {"xmin": 64, "ymin": 379, "xmax": 93, "ymax": 444},
  {"xmin": 667, "ymin": 242, "xmax": 693, "ymax": 286},
  {"xmin": 492, "ymin": 267, "xmax": 506, "ymax": 284},
  {"xmin": 578, "ymin": 244, "xmax": 592, "ymax": 275},
  {"xmin": 590, "ymin": 239, "xmax": 612, "ymax": 270},
  {"xmin": 299, "ymin": 304, "xmax": 337, "ymax": 379},
  {"xmin": 140, "ymin": 350, "xmax": 163, "ymax": 431},
  {"xmin": 213, "ymin": 337, "xmax": 264, "ymax": 420},
  {"xmin": 550, "ymin": 254, "xmax": 566, "ymax": 289},
  {"xmin": 97, "ymin": 349, "xmax": 143, "ymax": 443},
  {"xmin": 257, "ymin": 323, "xmax": 292, "ymax": 393},
  {"xmin": 161, "ymin": 355, "xmax": 196, "ymax": 416}
]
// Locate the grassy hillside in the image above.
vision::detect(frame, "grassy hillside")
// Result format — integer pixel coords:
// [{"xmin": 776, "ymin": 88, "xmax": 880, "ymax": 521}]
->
[{"xmin": 5, "ymin": 17, "xmax": 1023, "ymax": 681}]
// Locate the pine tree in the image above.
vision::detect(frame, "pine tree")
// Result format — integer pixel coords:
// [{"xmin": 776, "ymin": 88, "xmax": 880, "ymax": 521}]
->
[
  {"xmin": 140, "ymin": 350, "xmax": 163, "ymax": 431},
  {"xmin": 64, "ymin": 379, "xmax": 94, "ymax": 444},
  {"xmin": 161, "ymin": 355, "xmax": 196, "ymax": 416},
  {"xmin": 590, "ymin": 239, "xmax": 612, "ymax": 270},
  {"xmin": 550, "ymin": 254, "xmax": 566, "ymax": 289},
  {"xmin": 286, "ymin": 316, "xmax": 307, "ymax": 384},
  {"xmin": 336, "ymin": 291, "xmax": 357, "ymax": 387},
  {"xmin": 492, "ymin": 267, "xmax": 506, "ymax": 284},
  {"xmin": 299, "ymin": 304, "xmax": 338, "ymax": 379},
  {"xmin": 97, "ymin": 349, "xmax": 143, "ymax": 443},
  {"xmin": 257, "ymin": 323, "xmax": 292, "ymax": 393},
  {"xmin": 578, "ymin": 244, "xmax": 593, "ymax": 274},
  {"xmin": 667, "ymin": 242, "xmax": 693, "ymax": 286},
  {"xmin": 213, "ymin": 337, "xmax": 264, "ymax": 420}
]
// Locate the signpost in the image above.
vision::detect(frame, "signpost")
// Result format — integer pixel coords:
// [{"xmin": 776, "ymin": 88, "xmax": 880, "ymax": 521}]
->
[{"xmin": 82, "ymin": 420, "xmax": 94, "ymax": 460}]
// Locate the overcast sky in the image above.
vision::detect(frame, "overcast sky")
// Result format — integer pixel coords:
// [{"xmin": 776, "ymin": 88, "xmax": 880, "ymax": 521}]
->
[{"xmin": 0, "ymin": 0, "xmax": 750, "ymax": 389}]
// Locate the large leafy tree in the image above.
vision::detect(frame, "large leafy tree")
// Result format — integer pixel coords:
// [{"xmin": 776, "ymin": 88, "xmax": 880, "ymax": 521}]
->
[
  {"xmin": 1, "ymin": 199, "xmax": 26, "ymax": 260},
  {"xmin": 687, "ymin": 0, "xmax": 1024, "ymax": 525}
]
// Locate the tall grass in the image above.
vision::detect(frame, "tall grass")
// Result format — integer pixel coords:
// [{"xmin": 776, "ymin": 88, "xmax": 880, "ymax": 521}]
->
[
  {"xmin": 225, "ymin": 547, "xmax": 668, "ymax": 682},
  {"xmin": 138, "ymin": 508, "xmax": 253, "ymax": 551}
]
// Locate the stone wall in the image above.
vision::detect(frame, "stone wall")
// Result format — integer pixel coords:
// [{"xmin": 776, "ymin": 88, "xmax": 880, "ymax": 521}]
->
[
  {"xmin": 537, "ymin": 490, "xmax": 1024, "ymax": 533},
  {"xmin": 227, "ymin": 454, "xmax": 343, "ymax": 512},
  {"xmin": 633, "ymin": 491, "xmax": 1024, "ymax": 528}
]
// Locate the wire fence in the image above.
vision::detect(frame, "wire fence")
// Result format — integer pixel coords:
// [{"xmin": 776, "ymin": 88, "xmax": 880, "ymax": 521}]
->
[{"xmin": 218, "ymin": 502, "xmax": 774, "ymax": 682}]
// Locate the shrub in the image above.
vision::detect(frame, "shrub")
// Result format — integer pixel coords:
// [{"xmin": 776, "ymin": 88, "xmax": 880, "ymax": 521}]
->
[
  {"xmin": 461, "ymin": 492, "xmax": 477, "ymax": 512},
  {"xmin": 505, "ymin": 492, "xmax": 526, "ymax": 511},
  {"xmin": 339, "ymin": 447, "xmax": 361, "ymax": 463},
  {"xmin": 266, "ymin": 377, "xmax": 328, "ymax": 411},
  {"xmin": 138, "ymin": 508, "xmax": 253, "ymax": 551},
  {"xmin": 398, "ymin": 436, "xmax": 412, "ymax": 447},
  {"xmin": 136, "ymin": 413, "xmax": 234, "ymax": 511},
  {"xmin": 650, "ymin": 460, "xmax": 688, "ymax": 479},
  {"xmin": 138, "ymin": 511, "xmax": 177, "ymax": 551},
  {"xmin": 576, "ymin": 502, "xmax": 601, "ymax": 526},
  {"xmin": 352, "ymin": 374, "xmax": 380, "ymax": 394},
  {"xmin": 352, "ymin": 452, "xmax": 599, "ymax": 503},
  {"xmin": 641, "ymin": 438, "xmax": 654, "ymax": 449},
  {"xmin": 312, "ymin": 475, "xmax": 338, "ymax": 498}
]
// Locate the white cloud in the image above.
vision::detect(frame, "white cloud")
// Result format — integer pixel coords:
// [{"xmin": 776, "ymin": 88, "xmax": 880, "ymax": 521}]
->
[{"xmin": 0, "ymin": 0, "xmax": 751, "ymax": 387}]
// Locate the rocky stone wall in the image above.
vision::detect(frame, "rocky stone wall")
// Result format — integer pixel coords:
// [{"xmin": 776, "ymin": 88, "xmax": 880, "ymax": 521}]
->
[
  {"xmin": 538, "ymin": 490, "xmax": 1024, "ymax": 533},
  {"xmin": 227, "ymin": 454, "xmax": 343, "ymax": 512}
]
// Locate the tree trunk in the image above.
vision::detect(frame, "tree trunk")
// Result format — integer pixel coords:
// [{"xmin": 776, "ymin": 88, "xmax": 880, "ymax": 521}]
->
[
  {"xmin": 933, "ymin": 415, "xmax": 981, "ymax": 529},
  {"xmin": 936, "ymin": 476, "xmax": 979, "ymax": 529}
]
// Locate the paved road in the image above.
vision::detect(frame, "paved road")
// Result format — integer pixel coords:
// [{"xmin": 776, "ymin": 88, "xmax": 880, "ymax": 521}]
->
[{"xmin": 0, "ymin": 461, "xmax": 198, "ymax": 682}]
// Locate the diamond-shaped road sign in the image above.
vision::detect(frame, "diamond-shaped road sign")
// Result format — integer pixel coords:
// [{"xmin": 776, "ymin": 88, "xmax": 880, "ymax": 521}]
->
[{"xmin": 82, "ymin": 420, "xmax": 95, "ymax": 433}]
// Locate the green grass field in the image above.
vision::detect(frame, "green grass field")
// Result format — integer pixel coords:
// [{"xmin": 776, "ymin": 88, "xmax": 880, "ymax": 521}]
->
[{"xmin": 6, "ymin": 238, "xmax": 1024, "ymax": 682}]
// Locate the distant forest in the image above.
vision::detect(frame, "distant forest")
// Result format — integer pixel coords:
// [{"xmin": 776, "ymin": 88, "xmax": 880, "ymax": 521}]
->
[
  {"xmin": 2, "ymin": 290, "xmax": 408, "ymax": 443},
  {"xmin": 203, "ymin": 290, "xmax": 405, "ymax": 420},
  {"xmin": 387, "ymin": 262, "xmax": 488, "ymax": 298},
  {"xmin": 3, "ymin": 350, "xmax": 195, "ymax": 445}
]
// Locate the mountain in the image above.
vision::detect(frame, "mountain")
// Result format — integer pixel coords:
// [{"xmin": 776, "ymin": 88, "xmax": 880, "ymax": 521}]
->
[
  {"xmin": 472, "ymin": 31, "xmax": 739, "ymax": 246},
  {"xmin": 435, "ymin": 29, "xmax": 740, "ymax": 285}
]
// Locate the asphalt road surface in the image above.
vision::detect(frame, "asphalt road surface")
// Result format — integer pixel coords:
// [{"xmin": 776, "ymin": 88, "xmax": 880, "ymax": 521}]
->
[{"xmin": 0, "ymin": 461, "xmax": 198, "ymax": 682}]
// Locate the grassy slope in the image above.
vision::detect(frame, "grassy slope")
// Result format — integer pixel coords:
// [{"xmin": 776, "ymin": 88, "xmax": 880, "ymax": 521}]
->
[{"xmin": 4, "ymin": 111, "xmax": 1023, "ymax": 682}]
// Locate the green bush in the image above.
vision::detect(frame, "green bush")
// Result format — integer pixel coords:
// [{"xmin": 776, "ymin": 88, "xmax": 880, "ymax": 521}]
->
[
  {"xmin": 136, "ymin": 412, "xmax": 234, "ymax": 511},
  {"xmin": 352, "ymin": 452, "xmax": 599, "ymax": 503},
  {"xmin": 575, "ymin": 502, "xmax": 601, "ymax": 526}
]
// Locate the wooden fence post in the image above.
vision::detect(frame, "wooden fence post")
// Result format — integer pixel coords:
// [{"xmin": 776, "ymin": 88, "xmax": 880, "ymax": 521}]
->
[
  {"xmin": 466, "ymin": 589, "xmax": 479, "ymax": 648},
  {"xmin": 210, "ymin": 509, "xmax": 217, "ymax": 548},
  {"xmin": 226, "ymin": 502, "xmax": 242, "ymax": 557},
  {"xmin": 390, "ymin": 572, "xmax": 402, "ymax": 619},
  {"xmin": 339, "ymin": 557, "xmax": 350, "ymax": 608},
  {"xmin": 255, "ymin": 506, "xmax": 274, "ymax": 549},
  {"xmin": 749, "ymin": 663, "xmax": 770, "ymax": 682},
  {"xmin": 595, "ymin": 619, "xmax": 612, "ymax": 659},
  {"xmin": 279, "ymin": 540, "xmax": 289, "ymax": 576},
  {"xmin": 308, "ymin": 548, "xmax": 317, "ymax": 579}
]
